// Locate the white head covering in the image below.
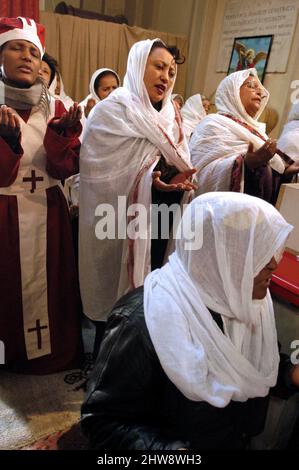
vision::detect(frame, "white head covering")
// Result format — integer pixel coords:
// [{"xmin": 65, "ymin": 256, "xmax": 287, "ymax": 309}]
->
[
  {"xmin": 181, "ymin": 93, "xmax": 206, "ymax": 140},
  {"xmin": 0, "ymin": 16, "xmax": 45, "ymax": 58},
  {"xmin": 172, "ymin": 93, "xmax": 184, "ymax": 104},
  {"xmin": 144, "ymin": 192, "xmax": 293, "ymax": 407},
  {"xmin": 79, "ymin": 38, "xmax": 191, "ymax": 321},
  {"xmin": 0, "ymin": 17, "xmax": 50, "ymax": 116},
  {"xmin": 48, "ymin": 72, "xmax": 74, "ymax": 110},
  {"xmin": 190, "ymin": 69, "xmax": 285, "ymax": 195},
  {"xmin": 79, "ymin": 67, "xmax": 120, "ymax": 109},
  {"xmin": 121, "ymin": 39, "xmax": 186, "ymax": 141},
  {"xmin": 277, "ymin": 102, "xmax": 299, "ymax": 162},
  {"xmin": 216, "ymin": 69, "xmax": 268, "ymax": 130}
]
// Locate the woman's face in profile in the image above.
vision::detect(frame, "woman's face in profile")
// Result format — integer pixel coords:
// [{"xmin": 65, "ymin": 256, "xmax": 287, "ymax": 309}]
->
[
  {"xmin": 143, "ymin": 47, "xmax": 176, "ymax": 107},
  {"xmin": 38, "ymin": 60, "xmax": 51, "ymax": 87},
  {"xmin": 239, "ymin": 76, "xmax": 263, "ymax": 117},
  {"xmin": 202, "ymin": 98, "xmax": 210, "ymax": 113},
  {"xmin": 252, "ymin": 256, "xmax": 278, "ymax": 299}
]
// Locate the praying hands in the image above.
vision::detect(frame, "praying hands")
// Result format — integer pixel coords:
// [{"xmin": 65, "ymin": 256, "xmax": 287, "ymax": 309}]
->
[
  {"xmin": 244, "ymin": 139, "xmax": 277, "ymax": 170},
  {"xmin": 0, "ymin": 105, "xmax": 21, "ymax": 142},
  {"xmin": 51, "ymin": 102, "xmax": 82, "ymax": 131}
]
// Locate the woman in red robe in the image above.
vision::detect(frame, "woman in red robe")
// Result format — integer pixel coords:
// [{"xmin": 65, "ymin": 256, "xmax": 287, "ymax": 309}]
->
[{"xmin": 0, "ymin": 17, "xmax": 82, "ymax": 374}]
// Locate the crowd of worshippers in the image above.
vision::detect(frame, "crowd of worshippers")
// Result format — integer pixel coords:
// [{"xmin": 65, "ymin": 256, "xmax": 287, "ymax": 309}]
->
[{"xmin": 1, "ymin": 16, "xmax": 299, "ymax": 450}]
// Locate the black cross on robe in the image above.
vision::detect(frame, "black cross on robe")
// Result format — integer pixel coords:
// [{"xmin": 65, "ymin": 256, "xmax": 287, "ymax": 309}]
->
[
  {"xmin": 23, "ymin": 170, "xmax": 44, "ymax": 193},
  {"xmin": 27, "ymin": 319, "xmax": 48, "ymax": 349}
]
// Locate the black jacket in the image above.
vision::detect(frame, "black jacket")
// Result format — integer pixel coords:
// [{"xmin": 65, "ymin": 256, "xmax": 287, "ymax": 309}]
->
[{"xmin": 81, "ymin": 287, "xmax": 292, "ymax": 450}]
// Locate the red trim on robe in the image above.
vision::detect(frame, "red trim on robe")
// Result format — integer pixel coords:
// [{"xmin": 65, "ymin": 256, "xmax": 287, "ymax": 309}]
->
[
  {"xmin": 0, "ymin": 195, "xmax": 25, "ymax": 362},
  {"xmin": 0, "ymin": 101, "xmax": 83, "ymax": 374},
  {"xmin": 0, "ymin": 188, "xmax": 82, "ymax": 374}
]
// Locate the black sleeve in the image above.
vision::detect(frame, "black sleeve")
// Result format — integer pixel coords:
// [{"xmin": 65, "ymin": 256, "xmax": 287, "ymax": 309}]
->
[{"xmin": 81, "ymin": 312, "xmax": 187, "ymax": 450}]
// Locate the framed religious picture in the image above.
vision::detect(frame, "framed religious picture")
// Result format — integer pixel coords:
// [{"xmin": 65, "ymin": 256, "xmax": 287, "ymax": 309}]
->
[{"xmin": 227, "ymin": 35, "xmax": 273, "ymax": 83}]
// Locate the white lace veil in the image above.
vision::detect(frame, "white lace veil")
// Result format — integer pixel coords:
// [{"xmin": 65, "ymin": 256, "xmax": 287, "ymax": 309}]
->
[{"xmin": 144, "ymin": 192, "xmax": 293, "ymax": 406}]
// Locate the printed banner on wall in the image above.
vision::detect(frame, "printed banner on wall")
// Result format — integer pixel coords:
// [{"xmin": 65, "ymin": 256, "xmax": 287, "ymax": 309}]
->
[{"xmin": 216, "ymin": 0, "xmax": 299, "ymax": 73}]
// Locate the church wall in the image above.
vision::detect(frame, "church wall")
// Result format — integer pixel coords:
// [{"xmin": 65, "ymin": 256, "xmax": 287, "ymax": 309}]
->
[
  {"xmin": 41, "ymin": 0, "xmax": 299, "ymax": 136},
  {"xmin": 186, "ymin": 0, "xmax": 299, "ymax": 138}
]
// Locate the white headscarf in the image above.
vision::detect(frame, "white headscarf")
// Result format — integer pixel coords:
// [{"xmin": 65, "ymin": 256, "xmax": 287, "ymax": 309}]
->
[
  {"xmin": 216, "ymin": 69, "xmax": 268, "ymax": 129},
  {"xmin": 121, "ymin": 39, "xmax": 189, "ymax": 145},
  {"xmin": 181, "ymin": 94, "xmax": 206, "ymax": 140},
  {"xmin": 190, "ymin": 69, "xmax": 285, "ymax": 195},
  {"xmin": 79, "ymin": 38, "xmax": 191, "ymax": 321},
  {"xmin": 48, "ymin": 72, "xmax": 74, "ymax": 110},
  {"xmin": 144, "ymin": 192, "xmax": 293, "ymax": 407},
  {"xmin": 79, "ymin": 67, "xmax": 120, "ymax": 109},
  {"xmin": 277, "ymin": 102, "xmax": 299, "ymax": 162}
]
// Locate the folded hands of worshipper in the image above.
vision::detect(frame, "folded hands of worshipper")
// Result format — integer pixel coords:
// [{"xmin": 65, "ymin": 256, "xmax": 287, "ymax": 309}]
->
[
  {"xmin": 152, "ymin": 168, "xmax": 198, "ymax": 192},
  {"xmin": 244, "ymin": 139, "xmax": 277, "ymax": 170},
  {"xmin": 0, "ymin": 105, "xmax": 21, "ymax": 143},
  {"xmin": 51, "ymin": 102, "xmax": 82, "ymax": 132}
]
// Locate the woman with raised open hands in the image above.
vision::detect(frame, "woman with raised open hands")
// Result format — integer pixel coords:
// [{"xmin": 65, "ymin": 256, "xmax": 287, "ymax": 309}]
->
[
  {"xmin": 79, "ymin": 38, "xmax": 196, "ymax": 346},
  {"xmin": 0, "ymin": 17, "xmax": 82, "ymax": 373},
  {"xmin": 190, "ymin": 69, "xmax": 299, "ymax": 204}
]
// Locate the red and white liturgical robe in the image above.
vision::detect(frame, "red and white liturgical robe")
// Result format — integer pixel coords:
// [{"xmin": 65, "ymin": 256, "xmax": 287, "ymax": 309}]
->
[{"xmin": 0, "ymin": 100, "xmax": 82, "ymax": 374}]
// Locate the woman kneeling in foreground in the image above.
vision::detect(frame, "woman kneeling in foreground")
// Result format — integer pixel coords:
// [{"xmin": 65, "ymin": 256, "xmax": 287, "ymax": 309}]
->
[{"xmin": 81, "ymin": 192, "xmax": 299, "ymax": 450}]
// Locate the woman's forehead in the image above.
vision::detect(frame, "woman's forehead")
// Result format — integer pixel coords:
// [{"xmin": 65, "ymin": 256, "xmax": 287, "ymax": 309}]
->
[
  {"xmin": 41, "ymin": 61, "xmax": 50, "ymax": 69},
  {"xmin": 6, "ymin": 39, "xmax": 39, "ymax": 50},
  {"xmin": 243, "ymin": 75, "xmax": 259, "ymax": 84},
  {"xmin": 2, "ymin": 39, "xmax": 41, "ymax": 59},
  {"xmin": 149, "ymin": 47, "xmax": 175, "ymax": 65}
]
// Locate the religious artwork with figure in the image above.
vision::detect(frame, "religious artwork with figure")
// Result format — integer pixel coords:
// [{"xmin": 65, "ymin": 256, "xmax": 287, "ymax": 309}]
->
[{"xmin": 227, "ymin": 35, "xmax": 273, "ymax": 83}]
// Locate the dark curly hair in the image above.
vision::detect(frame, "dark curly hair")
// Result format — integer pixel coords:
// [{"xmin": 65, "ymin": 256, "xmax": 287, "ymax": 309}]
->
[{"xmin": 150, "ymin": 40, "xmax": 185, "ymax": 65}]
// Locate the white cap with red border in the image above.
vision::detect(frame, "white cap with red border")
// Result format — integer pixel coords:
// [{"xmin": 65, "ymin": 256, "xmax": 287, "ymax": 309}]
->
[{"xmin": 0, "ymin": 16, "xmax": 45, "ymax": 58}]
